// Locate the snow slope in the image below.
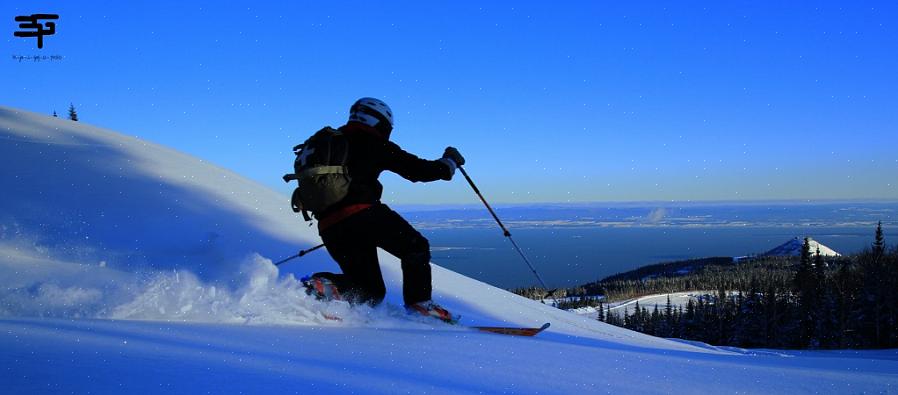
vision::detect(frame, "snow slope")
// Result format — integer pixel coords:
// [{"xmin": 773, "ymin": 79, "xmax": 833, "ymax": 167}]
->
[
  {"xmin": 1, "ymin": 106, "xmax": 896, "ymax": 394},
  {"xmin": 570, "ymin": 291, "xmax": 713, "ymax": 319}
]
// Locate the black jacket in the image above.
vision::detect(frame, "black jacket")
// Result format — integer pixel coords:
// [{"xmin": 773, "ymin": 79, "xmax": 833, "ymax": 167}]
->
[{"xmin": 324, "ymin": 122, "xmax": 452, "ymax": 215}]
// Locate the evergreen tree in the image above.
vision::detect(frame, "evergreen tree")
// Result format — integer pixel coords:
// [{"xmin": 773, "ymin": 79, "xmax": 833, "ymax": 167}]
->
[
  {"xmin": 650, "ymin": 305, "xmax": 662, "ymax": 337},
  {"xmin": 52, "ymin": 110, "xmax": 57, "ymax": 117},
  {"xmin": 664, "ymin": 295, "xmax": 673, "ymax": 320},
  {"xmin": 761, "ymin": 281, "xmax": 778, "ymax": 346},
  {"xmin": 736, "ymin": 278, "xmax": 765, "ymax": 347},
  {"xmin": 641, "ymin": 305, "xmax": 650, "ymax": 333},
  {"xmin": 597, "ymin": 301, "xmax": 605, "ymax": 322},
  {"xmin": 714, "ymin": 286, "xmax": 733, "ymax": 345},
  {"xmin": 812, "ymin": 247, "xmax": 833, "ymax": 347},
  {"xmin": 886, "ymin": 246, "xmax": 898, "ymax": 347},
  {"xmin": 662, "ymin": 295, "xmax": 673, "ymax": 337},
  {"xmin": 68, "ymin": 103, "xmax": 79, "ymax": 121},
  {"xmin": 794, "ymin": 237, "xmax": 817, "ymax": 347},
  {"xmin": 693, "ymin": 297, "xmax": 708, "ymax": 341},
  {"xmin": 819, "ymin": 279, "xmax": 840, "ymax": 348},
  {"xmin": 859, "ymin": 225, "xmax": 890, "ymax": 347},
  {"xmin": 814, "ymin": 247, "xmax": 825, "ymax": 280},
  {"xmin": 869, "ymin": 224, "xmax": 896, "ymax": 347},
  {"xmin": 873, "ymin": 221, "xmax": 885, "ymax": 260},
  {"xmin": 833, "ymin": 261, "xmax": 856, "ymax": 348},
  {"xmin": 674, "ymin": 306, "xmax": 684, "ymax": 338}
]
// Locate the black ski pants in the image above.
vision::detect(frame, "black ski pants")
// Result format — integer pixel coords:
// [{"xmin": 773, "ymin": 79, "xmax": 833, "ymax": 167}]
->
[{"xmin": 319, "ymin": 203, "xmax": 432, "ymax": 306}]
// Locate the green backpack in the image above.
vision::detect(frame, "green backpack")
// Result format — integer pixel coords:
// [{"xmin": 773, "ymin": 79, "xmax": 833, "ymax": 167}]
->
[{"xmin": 283, "ymin": 127, "xmax": 351, "ymax": 221}]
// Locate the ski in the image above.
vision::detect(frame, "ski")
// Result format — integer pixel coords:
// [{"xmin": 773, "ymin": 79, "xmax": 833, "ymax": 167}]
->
[
  {"xmin": 301, "ymin": 277, "xmax": 549, "ymax": 335},
  {"xmin": 470, "ymin": 322, "xmax": 550, "ymax": 337},
  {"xmin": 322, "ymin": 313, "xmax": 343, "ymax": 322}
]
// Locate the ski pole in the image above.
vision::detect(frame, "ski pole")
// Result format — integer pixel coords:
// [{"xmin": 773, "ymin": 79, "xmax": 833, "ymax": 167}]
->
[
  {"xmin": 457, "ymin": 166, "xmax": 560, "ymax": 306},
  {"xmin": 274, "ymin": 243, "xmax": 325, "ymax": 266}
]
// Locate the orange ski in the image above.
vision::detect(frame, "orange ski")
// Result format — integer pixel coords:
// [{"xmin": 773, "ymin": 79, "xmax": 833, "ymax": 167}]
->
[{"xmin": 470, "ymin": 322, "xmax": 550, "ymax": 337}]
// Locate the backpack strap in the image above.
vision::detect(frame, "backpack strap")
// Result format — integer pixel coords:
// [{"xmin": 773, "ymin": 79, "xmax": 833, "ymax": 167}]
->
[
  {"xmin": 299, "ymin": 166, "xmax": 346, "ymax": 178},
  {"xmin": 289, "ymin": 187, "xmax": 313, "ymax": 221},
  {"xmin": 283, "ymin": 143, "xmax": 307, "ymax": 182},
  {"xmin": 339, "ymin": 132, "xmax": 349, "ymax": 167}
]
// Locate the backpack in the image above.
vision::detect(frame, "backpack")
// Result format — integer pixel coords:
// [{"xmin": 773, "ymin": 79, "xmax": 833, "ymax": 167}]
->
[{"xmin": 282, "ymin": 126, "xmax": 351, "ymax": 221}]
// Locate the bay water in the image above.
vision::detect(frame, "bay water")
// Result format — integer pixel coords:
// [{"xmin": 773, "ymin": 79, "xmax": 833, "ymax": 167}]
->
[{"xmin": 421, "ymin": 225, "xmax": 887, "ymax": 289}]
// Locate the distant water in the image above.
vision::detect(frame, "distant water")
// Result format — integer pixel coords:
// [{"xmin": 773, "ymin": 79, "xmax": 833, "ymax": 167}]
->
[
  {"xmin": 420, "ymin": 226, "xmax": 891, "ymax": 289},
  {"xmin": 398, "ymin": 201, "xmax": 897, "ymax": 289}
]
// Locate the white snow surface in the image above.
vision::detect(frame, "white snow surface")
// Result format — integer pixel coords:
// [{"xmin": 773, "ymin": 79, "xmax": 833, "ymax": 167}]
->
[
  {"xmin": 570, "ymin": 291, "xmax": 713, "ymax": 319},
  {"xmin": 1, "ymin": 106, "xmax": 896, "ymax": 394}
]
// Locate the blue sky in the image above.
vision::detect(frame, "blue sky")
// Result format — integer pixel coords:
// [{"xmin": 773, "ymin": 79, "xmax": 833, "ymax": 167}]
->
[{"xmin": 4, "ymin": 1, "xmax": 897, "ymax": 204}]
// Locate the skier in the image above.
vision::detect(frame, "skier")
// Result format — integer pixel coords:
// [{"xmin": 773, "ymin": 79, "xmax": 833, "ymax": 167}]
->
[{"xmin": 304, "ymin": 97, "xmax": 465, "ymax": 323}]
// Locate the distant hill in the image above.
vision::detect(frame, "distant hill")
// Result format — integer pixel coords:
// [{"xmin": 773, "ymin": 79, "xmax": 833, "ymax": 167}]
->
[
  {"xmin": 598, "ymin": 257, "xmax": 736, "ymax": 283},
  {"xmin": 592, "ymin": 236, "xmax": 839, "ymax": 285},
  {"xmin": 763, "ymin": 237, "xmax": 841, "ymax": 257},
  {"xmin": 547, "ymin": 256, "xmax": 738, "ymax": 298}
]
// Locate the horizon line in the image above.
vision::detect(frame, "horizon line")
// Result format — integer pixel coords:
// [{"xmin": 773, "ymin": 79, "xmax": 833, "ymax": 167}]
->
[{"xmin": 394, "ymin": 198, "xmax": 898, "ymax": 210}]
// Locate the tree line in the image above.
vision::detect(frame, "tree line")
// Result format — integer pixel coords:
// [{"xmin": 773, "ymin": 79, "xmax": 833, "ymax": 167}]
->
[
  {"xmin": 51, "ymin": 103, "xmax": 79, "ymax": 121},
  {"xmin": 517, "ymin": 223, "xmax": 897, "ymax": 349}
]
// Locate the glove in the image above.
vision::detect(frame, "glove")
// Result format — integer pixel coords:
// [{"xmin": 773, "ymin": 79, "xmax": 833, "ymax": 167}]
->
[{"xmin": 442, "ymin": 146, "xmax": 465, "ymax": 167}]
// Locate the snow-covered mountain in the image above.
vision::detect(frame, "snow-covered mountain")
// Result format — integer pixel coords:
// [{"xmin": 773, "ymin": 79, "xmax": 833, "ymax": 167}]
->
[
  {"xmin": 763, "ymin": 237, "xmax": 841, "ymax": 257},
  {"xmin": 1, "ymin": 106, "xmax": 895, "ymax": 394}
]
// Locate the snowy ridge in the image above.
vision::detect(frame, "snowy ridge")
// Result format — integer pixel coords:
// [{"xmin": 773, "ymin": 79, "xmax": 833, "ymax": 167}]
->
[
  {"xmin": 2, "ymin": 106, "xmax": 897, "ymax": 394},
  {"xmin": 763, "ymin": 237, "xmax": 841, "ymax": 257}
]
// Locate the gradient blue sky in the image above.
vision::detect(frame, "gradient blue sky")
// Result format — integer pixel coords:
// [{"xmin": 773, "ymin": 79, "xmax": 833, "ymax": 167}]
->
[{"xmin": 4, "ymin": 1, "xmax": 897, "ymax": 204}]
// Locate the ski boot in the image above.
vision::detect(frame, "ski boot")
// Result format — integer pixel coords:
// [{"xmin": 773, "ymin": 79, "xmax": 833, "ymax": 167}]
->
[
  {"xmin": 301, "ymin": 273, "xmax": 344, "ymax": 302},
  {"xmin": 405, "ymin": 300, "xmax": 459, "ymax": 324}
]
